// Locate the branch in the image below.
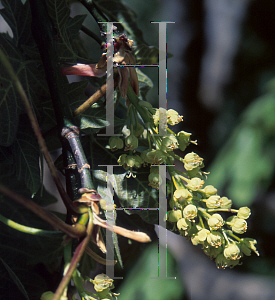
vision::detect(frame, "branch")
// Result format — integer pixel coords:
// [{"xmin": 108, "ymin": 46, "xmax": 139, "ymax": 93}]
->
[{"xmin": 61, "ymin": 126, "xmax": 94, "ymax": 190}]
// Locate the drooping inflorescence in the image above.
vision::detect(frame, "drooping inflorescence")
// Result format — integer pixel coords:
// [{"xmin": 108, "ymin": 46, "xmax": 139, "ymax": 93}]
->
[{"xmin": 109, "ymin": 104, "xmax": 259, "ymax": 269}]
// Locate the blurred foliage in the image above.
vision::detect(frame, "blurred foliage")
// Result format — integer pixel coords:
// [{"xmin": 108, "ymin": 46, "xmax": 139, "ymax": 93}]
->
[
  {"xmin": 207, "ymin": 79, "xmax": 275, "ymax": 207},
  {"xmin": 117, "ymin": 242, "xmax": 184, "ymax": 300}
]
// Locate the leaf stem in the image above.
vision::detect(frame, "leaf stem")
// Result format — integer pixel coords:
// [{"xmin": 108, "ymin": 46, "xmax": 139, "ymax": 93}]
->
[
  {"xmin": 0, "ymin": 184, "xmax": 86, "ymax": 238},
  {"xmin": 0, "ymin": 213, "xmax": 64, "ymax": 237}
]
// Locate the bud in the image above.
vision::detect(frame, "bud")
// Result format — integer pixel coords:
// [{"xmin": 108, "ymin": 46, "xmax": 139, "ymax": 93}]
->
[
  {"xmin": 125, "ymin": 134, "xmax": 138, "ymax": 150},
  {"xmin": 186, "ymin": 177, "xmax": 204, "ymax": 191},
  {"xmin": 148, "ymin": 172, "xmax": 161, "ymax": 189},
  {"xmin": 207, "ymin": 231, "xmax": 224, "ymax": 248},
  {"xmin": 109, "ymin": 136, "xmax": 124, "ymax": 151},
  {"xmin": 177, "ymin": 131, "xmax": 191, "ymax": 151},
  {"xmin": 177, "ymin": 218, "xmax": 191, "ymax": 231},
  {"xmin": 145, "ymin": 149, "xmax": 167, "ymax": 165},
  {"xmin": 224, "ymin": 243, "xmax": 241, "ymax": 260},
  {"xmin": 183, "ymin": 204, "xmax": 197, "ymax": 220},
  {"xmin": 220, "ymin": 196, "xmax": 232, "ymax": 209},
  {"xmin": 191, "ymin": 227, "xmax": 209, "ymax": 245},
  {"xmin": 167, "ymin": 109, "xmax": 183, "ymax": 125},
  {"xmin": 92, "ymin": 273, "xmax": 115, "ymax": 299},
  {"xmin": 118, "ymin": 154, "xmax": 143, "ymax": 169},
  {"xmin": 183, "ymin": 152, "xmax": 204, "ymax": 171},
  {"xmin": 202, "ymin": 185, "xmax": 217, "ymax": 197},
  {"xmin": 161, "ymin": 135, "xmax": 179, "ymax": 152},
  {"xmin": 232, "ymin": 219, "xmax": 247, "ymax": 234},
  {"xmin": 237, "ymin": 207, "xmax": 251, "ymax": 219},
  {"xmin": 208, "ymin": 214, "xmax": 224, "ymax": 230},
  {"xmin": 205, "ymin": 195, "xmax": 221, "ymax": 209},
  {"xmin": 173, "ymin": 188, "xmax": 192, "ymax": 204},
  {"xmin": 226, "ymin": 216, "xmax": 247, "ymax": 234},
  {"xmin": 167, "ymin": 209, "xmax": 182, "ymax": 222}
]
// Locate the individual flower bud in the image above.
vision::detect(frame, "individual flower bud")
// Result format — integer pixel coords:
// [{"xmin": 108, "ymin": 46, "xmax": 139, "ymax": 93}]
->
[
  {"xmin": 145, "ymin": 149, "xmax": 167, "ymax": 165},
  {"xmin": 132, "ymin": 123, "xmax": 144, "ymax": 137},
  {"xmin": 173, "ymin": 188, "xmax": 192, "ymax": 204},
  {"xmin": 232, "ymin": 218, "xmax": 247, "ymax": 234},
  {"xmin": 202, "ymin": 185, "xmax": 217, "ymax": 197},
  {"xmin": 215, "ymin": 253, "xmax": 240, "ymax": 269},
  {"xmin": 118, "ymin": 154, "xmax": 127, "ymax": 166},
  {"xmin": 208, "ymin": 213, "xmax": 224, "ymax": 230},
  {"xmin": 177, "ymin": 218, "xmax": 191, "ymax": 231},
  {"xmin": 183, "ymin": 152, "xmax": 204, "ymax": 171},
  {"xmin": 220, "ymin": 196, "xmax": 232, "ymax": 209},
  {"xmin": 125, "ymin": 134, "xmax": 138, "ymax": 150},
  {"xmin": 186, "ymin": 177, "xmax": 204, "ymax": 191},
  {"xmin": 126, "ymin": 155, "xmax": 143, "ymax": 168},
  {"xmin": 148, "ymin": 172, "xmax": 161, "ymax": 189},
  {"xmin": 161, "ymin": 135, "xmax": 179, "ymax": 152},
  {"xmin": 93, "ymin": 273, "xmax": 114, "ymax": 293},
  {"xmin": 167, "ymin": 109, "xmax": 183, "ymax": 125},
  {"xmin": 191, "ymin": 228, "xmax": 210, "ymax": 245},
  {"xmin": 224, "ymin": 243, "xmax": 241, "ymax": 260},
  {"xmin": 207, "ymin": 231, "xmax": 224, "ymax": 248},
  {"xmin": 167, "ymin": 209, "xmax": 182, "ymax": 222},
  {"xmin": 183, "ymin": 204, "xmax": 197, "ymax": 220},
  {"xmin": 226, "ymin": 216, "xmax": 247, "ymax": 234},
  {"xmin": 177, "ymin": 131, "xmax": 192, "ymax": 151},
  {"xmin": 205, "ymin": 195, "xmax": 221, "ymax": 209},
  {"xmin": 109, "ymin": 136, "xmax": 124, "ymax": 151},
  {"xmin": 240, "ymin": 238, "xmax": 259, "ymax": 256},
  {"xmin": 237, "ymin": 207, "xmax": 251, "ymax": 219}
]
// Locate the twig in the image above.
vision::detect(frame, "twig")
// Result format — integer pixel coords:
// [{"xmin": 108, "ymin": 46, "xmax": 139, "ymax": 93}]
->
[
  {"xmin": 52, "ymin": 209, "xmax": 94, "ymax": 300},
  {"xmin": 73, "ymin": 83, "xmax": 107, "ymax": 117}
]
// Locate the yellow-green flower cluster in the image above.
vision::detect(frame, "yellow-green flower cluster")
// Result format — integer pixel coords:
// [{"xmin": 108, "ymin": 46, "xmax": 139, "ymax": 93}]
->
[{"xmin": 108, "ymin": 104, "xmax": 259, "ymax": 269}]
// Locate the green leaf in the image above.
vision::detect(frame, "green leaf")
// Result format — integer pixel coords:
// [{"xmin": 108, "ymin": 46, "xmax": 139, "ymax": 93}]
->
[
  {"xmin": 45, "ymin": 0, "xmax": 87, "ymax": 61},
  {"xmin": 93, "ymin": 168, "xmax": 159, "ymax": 224},
  {"xmin": 12, "ymin": 118, "xmax": 41, "ymax": 195},
  {"xmin": 0, "ymin": 0, "xmax": 33, "ymax": 47},
  {"xmin": 0, "ymin": 257, "xmax": 30, "ymax": 300},
  {"xmin": 208, "ymin": 89, "xmax": 275, "ymax": 206}
]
